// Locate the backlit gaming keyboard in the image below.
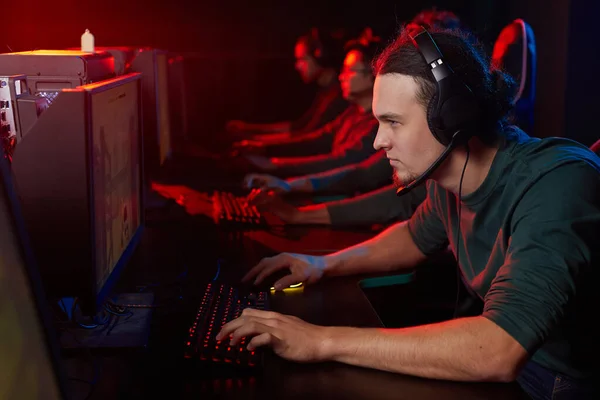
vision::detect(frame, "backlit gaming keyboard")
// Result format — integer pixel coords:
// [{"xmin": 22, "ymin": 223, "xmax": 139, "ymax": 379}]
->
[
  {"xmin": 213, "ymin": 191, "xmax": 263, "ymax": 226},
  {"xmin": 184, "ymin": 282, "xmax": 269, "ymax": 367}
]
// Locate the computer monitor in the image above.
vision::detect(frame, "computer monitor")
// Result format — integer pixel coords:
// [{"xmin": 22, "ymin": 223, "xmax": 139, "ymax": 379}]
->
[
  {"xmin": 10, "ymin": 73, "xmax": 144, "ymax": 316},
  {"xmin": 0, "ymin": 145, "xmax": 67, "ymax": 399},
  {"xmin": 90, "ymin": 77, "xmax": 143, "ymax": 298},
  {"xmin": 95, "ymin": 47, "xmax": 172, "ymax": 176}
]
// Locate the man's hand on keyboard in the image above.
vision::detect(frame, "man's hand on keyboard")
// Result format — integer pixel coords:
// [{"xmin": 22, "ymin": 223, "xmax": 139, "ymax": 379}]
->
[
  {"xmin": 242, "ymin": 252, "xmax": 326, "ymax": 290},
  {"xmin": 216, "ymin": 308, "xmax": 331, "ymax": 363},
  {"xmin": 243, "ymin": 174, "xmax": 291, "ymax": 193}
]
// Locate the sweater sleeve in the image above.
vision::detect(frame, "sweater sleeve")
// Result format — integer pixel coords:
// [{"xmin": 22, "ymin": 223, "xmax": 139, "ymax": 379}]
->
[
  {"xmin": 308, "ymin": 151, "xmax": 391, "ymax": 195},
  {"xmin": 327, "ymin": 184, "xmax": 427, "ymax": 227}
]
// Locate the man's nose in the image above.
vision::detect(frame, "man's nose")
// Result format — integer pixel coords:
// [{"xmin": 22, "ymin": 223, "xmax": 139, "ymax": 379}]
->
[{"xmin": 373, "ymin": 126, "xmax": 388, "ymax": 150}]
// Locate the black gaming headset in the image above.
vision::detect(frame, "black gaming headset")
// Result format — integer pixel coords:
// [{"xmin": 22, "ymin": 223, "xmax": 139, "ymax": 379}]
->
[
  {"xmin": 307, "ymin": 27, "xmax": 350, "ymax": 69},
  {"xmin": 307, "ymin": 28, "xmax": 330, "ymax": 66},
  {"xmin": 396, "ymin": 27, "xmax": 481, "ymax": 196}
]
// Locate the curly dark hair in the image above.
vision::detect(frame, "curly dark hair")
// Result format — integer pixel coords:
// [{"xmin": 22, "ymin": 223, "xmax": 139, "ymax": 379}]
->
[{"xmin": 408, "ymin": 8, "xmax": 462, "ymax": 32}]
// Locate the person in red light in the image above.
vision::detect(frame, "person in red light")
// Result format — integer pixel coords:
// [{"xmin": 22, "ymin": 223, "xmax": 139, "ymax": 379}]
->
[
  {"xmin": 219, "ymin": 26, "xmax": 599, "ymax": 399},
  {"xmin": 240, "ymin": 10, "xmax": 465, "ymax": 227},
  {"xmin": 239, "ymin": 29, "xmax": 381, "ymax": 177},
  {"xmin": 227, "ymin": 28, "xmax": 350, "ymax": 137}
]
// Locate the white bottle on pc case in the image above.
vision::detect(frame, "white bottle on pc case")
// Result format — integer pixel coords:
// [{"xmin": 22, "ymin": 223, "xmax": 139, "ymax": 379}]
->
[{"xmin": 81, "ymin": 29, "xmax": 95, "ymax": 53}]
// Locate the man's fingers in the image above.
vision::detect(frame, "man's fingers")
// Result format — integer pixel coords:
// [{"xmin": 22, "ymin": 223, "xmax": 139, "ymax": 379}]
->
[
  {"xmin": 247, "ymin": 188, "xmax": 260, "ymax": 204},
  {"xmin": 217, "ymin": 309, "xmax": 283, "ymax": 340},
  {"xmin": 244, "ymin": 174, "xmax": 258, "ymax": 188},
  {"xmin": 216, "ymin": 317, "xmax": 247, "ymax": 341},
  {"xmin": 273, "ymin": 274, "xmax": 304, "ymax": 291},
  {"xmin": 247, "ymin": 332, "xmax": 277, "ymax": 351},
  {"xmin": 254, "ymin": 261, "xmax": 289, "ymax": 285},
  {"xmin": 241, "ymin": 308, "xmax": 282, "ymax": 320},
  {"xmin": 229, "ymin": 321, "xmax": 274, "ymax": 346},
  {"xmin": 241, "ymin": 257, "xmax": 273, "ymax": 283},
  {"xmin": 248, "ymin": 190, "xmax": 270, "ymax": 206},
  {"xmin": 251, "ymin": 177, "xmax": 268, "ymax": 189}
]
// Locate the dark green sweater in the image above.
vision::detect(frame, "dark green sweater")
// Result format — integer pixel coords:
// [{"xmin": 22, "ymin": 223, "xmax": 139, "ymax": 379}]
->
[
  {"xmin": 408, "ymin": 127, "xmax": 600, "ymax": 379},
  {"xmin": 327, "ymin": 184, "xmax": 426, "ymax": 227}
]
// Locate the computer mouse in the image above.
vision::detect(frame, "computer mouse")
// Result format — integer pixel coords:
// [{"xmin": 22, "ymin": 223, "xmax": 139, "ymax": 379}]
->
[{"xmin": 254, "ymin": 269, "xmax": 303, "ymax": 292}]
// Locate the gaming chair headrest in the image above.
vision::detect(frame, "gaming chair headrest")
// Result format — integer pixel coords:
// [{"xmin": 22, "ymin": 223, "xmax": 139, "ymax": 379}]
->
[
  {"xmin": 590, "ymin": 139, "xmax": 600, "ymax": 157},
  {"xmin": 492, "ymin": 19, "xmax": 537, "ymax": 131}
]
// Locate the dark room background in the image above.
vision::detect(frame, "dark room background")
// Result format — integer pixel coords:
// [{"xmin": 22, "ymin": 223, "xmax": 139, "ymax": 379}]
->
[{"xmin": 4, "ymin": 0, "xmax": 598, "ymax": 146}]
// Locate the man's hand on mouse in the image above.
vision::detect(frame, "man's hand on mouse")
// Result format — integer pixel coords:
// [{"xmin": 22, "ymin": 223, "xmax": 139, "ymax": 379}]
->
[
  {"xmin": 216, "ymin": 308, "xmax": 332, "ymax": 363},
  {"xmin": 242, "ymin": 253, "xmax": 326, "ymax": 290}
]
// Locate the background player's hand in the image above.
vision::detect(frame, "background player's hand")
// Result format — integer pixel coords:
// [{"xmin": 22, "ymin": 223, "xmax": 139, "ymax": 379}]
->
[
  {"xmin": 150, "ymin": 183, "xmax": 213, "ymax": 217},
  {"xmin": 245, "ymin": 154, "xmax": 276, "ymax": 172},
  {"xmin": 232, "ymin": 139, "xmax": 265, "ymax": 155},
  {"xmin": 247, "ymin": 189, "xmax": 300, "ymax": 224},
  {"xmin": 242, "ymin": 253, "xmax": 326, "ymax": 290},
  {"xmin": 226, "ymin": 120, "xmax": 249, "ymax": 134},
  {"xmin": 243, "ymin": 174, "xmax": 291, "ymax": 193}
]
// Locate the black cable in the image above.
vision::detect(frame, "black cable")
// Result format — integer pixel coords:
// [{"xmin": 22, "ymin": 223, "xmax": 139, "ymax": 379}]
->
[
  {"xmin": 58, "ymin": 299, "xmax": 71, "ymax": 322},
  {"xmin": 106, "ymin": 300, "xmax": 160, "ymax": 309},
  {"xmin": 453, "ymin": 144, "xmax": 470, "ymax": 319},
  {"xmin": 212, "ymin": 259, "xmax": 222, "ymax": 281},
  {"xmin": 70, "ymin": 298, "xmax": 99, "ymax": 330},
  {"xmin": 104, "ymin": 303, "xmax": 133, "ymax": 317},
  {"xmin": 105, "ymin": 312, "xmax": 135, "ymax": 337},
  {"xmin": 70, "ymin": 298, "xmax": 111, "ymax": 329}
]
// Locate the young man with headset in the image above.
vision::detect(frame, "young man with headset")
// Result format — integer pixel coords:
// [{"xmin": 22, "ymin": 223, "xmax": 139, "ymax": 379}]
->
[
  {"xmin": 240, "ymin": 32, "xmax": 382, "ymax": 177},
  {"xmin": 239, "ymin": 10, "xmax": 466, "ymax": 227},
  {"xmin": 227, "ymin": 28, "xmax": 350, "ymax": 137},
  {"xmin": 218, "ymin": 26, "xmax": 599, "ymax": 399}
]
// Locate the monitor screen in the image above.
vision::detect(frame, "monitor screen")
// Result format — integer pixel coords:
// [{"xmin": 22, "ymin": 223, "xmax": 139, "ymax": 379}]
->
[
  {"xmin": 156, "ymin": 52, "xmax": 172, "ymax": 165},
  {"xmin": 0, "ymin": 161, "xmax": 64, "ymax": 399},
  {"xmin": 90, "ymin": 79, "xmax": 142, "ymax": 294}
]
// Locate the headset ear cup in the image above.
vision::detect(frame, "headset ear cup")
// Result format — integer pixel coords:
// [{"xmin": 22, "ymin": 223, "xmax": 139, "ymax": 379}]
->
[
  {"xmin": 427, "ymin": 92, "xmax": 449, "ymax": 145},
  {"xmin": 309, "ymin": 28, "xmax": 324, "ymax": 63}
]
